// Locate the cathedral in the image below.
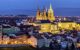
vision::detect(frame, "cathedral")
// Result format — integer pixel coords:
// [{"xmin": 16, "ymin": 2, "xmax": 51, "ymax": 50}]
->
[
  {"xmin": 36, "ymin": 4, "xmax": 55, "ymax": 22},
  {"xmin": 35, "ymin": 4, "xmax": 80, "ymax": 34}
]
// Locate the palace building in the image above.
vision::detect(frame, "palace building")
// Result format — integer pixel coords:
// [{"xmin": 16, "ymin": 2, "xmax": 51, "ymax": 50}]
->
[
  {"xmin": 22, "ymin": 4, "xmax": 80, "ymax": 34},
  {"xmin": 34, "ymin": 4, "xmax": 80, "ymax": 34}
]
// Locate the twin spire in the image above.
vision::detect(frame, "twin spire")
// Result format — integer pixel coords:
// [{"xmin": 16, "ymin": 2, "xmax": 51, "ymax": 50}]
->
[{"xmin": 36, "ymin": 4, "xmax": 55, "ymax": 22}]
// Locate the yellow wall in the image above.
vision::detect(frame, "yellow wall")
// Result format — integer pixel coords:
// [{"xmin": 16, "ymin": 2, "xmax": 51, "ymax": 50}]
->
[
  {"xmin": 39, "ymin": 23, "xmax": 59, "ymax": 34},
  {"xmin": 58, "ymin": 22, "xmax": 76, "ymax": 30},
  {"xmin": 76, "ymin": 24, "xmax": 80, "ymax": 30},
  {"xmin": 34, "ymin": 22, "xmax": 80, "ymax": 34},
  {"xmin": 40, "ymin": 23, "xmax": 51, "ymax": 32}
]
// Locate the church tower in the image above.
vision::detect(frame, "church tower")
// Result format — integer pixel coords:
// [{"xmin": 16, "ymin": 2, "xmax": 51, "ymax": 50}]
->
[
  {"xmin": 43, "ymin": 8, "xmax": 47, "ymax": 20},
  {"xmin": 48, "ymin": 4, "xmax": 55, "ymax": 22},
  {"xmin": 36, "ymin": 8, "xmax": 42, "ymax": 20}
]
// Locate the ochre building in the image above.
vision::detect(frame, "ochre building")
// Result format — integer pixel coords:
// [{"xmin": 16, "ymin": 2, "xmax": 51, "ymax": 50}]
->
[{"xmin": 35, "ymin": 4, "xmax": 80, "ymax": 34}]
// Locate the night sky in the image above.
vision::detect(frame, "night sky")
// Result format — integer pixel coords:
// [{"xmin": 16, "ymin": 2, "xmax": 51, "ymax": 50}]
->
[{"xmin": 0, "ymin": 0, "xmax": 80, "ymax": 16}]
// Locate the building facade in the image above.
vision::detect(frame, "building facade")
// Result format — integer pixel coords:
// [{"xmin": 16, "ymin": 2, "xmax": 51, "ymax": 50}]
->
[
  {"xmin": 36, "ymin": 4, "xmax": 55, "ymax": 22},
  {"xmin": 34, "ymin": 4, "xmax": 80, "ymax": 34}
]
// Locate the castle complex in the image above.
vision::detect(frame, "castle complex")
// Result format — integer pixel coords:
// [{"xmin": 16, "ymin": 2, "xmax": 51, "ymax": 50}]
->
[{"xmin": 35, "ymin": 4, "xmax": 80, "ymax": 34}]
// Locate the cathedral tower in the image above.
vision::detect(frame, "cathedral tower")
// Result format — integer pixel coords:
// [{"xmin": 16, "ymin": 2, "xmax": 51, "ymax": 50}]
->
[
  {"xmin": 48, "ymin": 4, "xmax": 55, "ymax": 22},
  {"xmin": 43, "ymin": 8, "xmax": 47, "ymax": 20},
  {"xmin": 36, "ymin": 8, "xmax": 42, "ymax": 20}
]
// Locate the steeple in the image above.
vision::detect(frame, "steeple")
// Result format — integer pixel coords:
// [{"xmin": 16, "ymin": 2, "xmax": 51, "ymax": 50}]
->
[
  {"xmin": 43, "ymin": 7, "xmax": 47, "ymax": 20},
  {"xmin": 50, "ymin": 4, "xmax": 53, "ymax": 10},
  {"xmin": 49, "ymin": 3, "xmax": 53, "ymax": 13},
  {"xmin": 48, "ymin": 4, "xmax": 55, "ymax": 22},
  {"xmin": 36, "ymin": 8, "xmax": 42, "ymax": 20}
]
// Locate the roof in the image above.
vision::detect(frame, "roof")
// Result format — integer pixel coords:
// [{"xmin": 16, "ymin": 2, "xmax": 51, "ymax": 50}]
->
[
  {"xmin": 76, "ymin": 21, "xmax": 80, "ymax": 24},
  {"xmin": 60, "ymin": 20, "xmax": 74, "ymax": 22},
  {"xmin": 40, "ymin": 20, "xmax": 51, "ymax": 23}
]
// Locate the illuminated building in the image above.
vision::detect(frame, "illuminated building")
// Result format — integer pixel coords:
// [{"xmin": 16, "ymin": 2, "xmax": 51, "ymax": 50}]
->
[
  {"xmin": 48, "ymin": 4, "xmax": 55, "ymax": 22},
  {"xmin": 35, "ymin": 4, "xmax": 80, "ymax": 34},
  {"xmin": 36, "ymin": 4, "xmax": 55, "ymax": 22},
  {"xmin": 2, "ymin": 35, "xmax": 10, "ymax": 44},
  {"xmin": 58, "ymin": 21, "xmax": 77, "ymax": 30},
  {"xmin": 43, "ymin": 8, "xmax": 47, "ymax": 20},
  {"xmin": 27, "ymin": 36, "xmax": 37, "ymax": 47},
  {"xmin": 36, "ymin": 8, "xmax": 42, "ymax": 20}
]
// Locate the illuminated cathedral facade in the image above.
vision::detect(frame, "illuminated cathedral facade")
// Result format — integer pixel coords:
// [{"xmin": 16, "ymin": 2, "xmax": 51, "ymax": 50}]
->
[
  {"xmin": 36, "ymin": 4, "xmax": 55, "ymax": 22},
  {"xmin": 35, "ymin": 4, "xmax": 80, "ymax": 34}
]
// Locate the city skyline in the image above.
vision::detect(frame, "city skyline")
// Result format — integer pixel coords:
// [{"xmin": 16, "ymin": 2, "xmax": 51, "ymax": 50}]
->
[{"xmin": 0, "ymin": 0, "xmax": 80, "ymax": 16}]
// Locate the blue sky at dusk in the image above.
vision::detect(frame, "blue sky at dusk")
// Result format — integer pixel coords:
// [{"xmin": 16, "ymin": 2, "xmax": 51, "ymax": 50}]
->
[{"xmin": 0, "ymin": 0, "xmax": 80, "ymax": 16}]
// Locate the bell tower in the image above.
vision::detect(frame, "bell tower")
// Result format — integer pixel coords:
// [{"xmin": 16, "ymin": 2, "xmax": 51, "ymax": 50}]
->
[
  {"xmin": 36, "ymin": 8, "xmax": 42, "ymax": 20},
  {"xmin": 48, "ymin": 4, "xmax": 55, "ymax": 22},
  {"xmin": 43, "ymin": 8, "xmax": 47, "ymax": 20}
]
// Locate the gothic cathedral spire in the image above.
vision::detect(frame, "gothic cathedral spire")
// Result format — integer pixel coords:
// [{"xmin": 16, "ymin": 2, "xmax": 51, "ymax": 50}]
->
[
  {"xmin": 36, "ymin": 8, "xmax": 42, "ymax": 20},
  {"xmin": 43, "ymin": 8, "xmax": 47, "ymax": 20},
  {"xmin": 48, "ymin": 4, "xmax": 55, "ymax": 22}
]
